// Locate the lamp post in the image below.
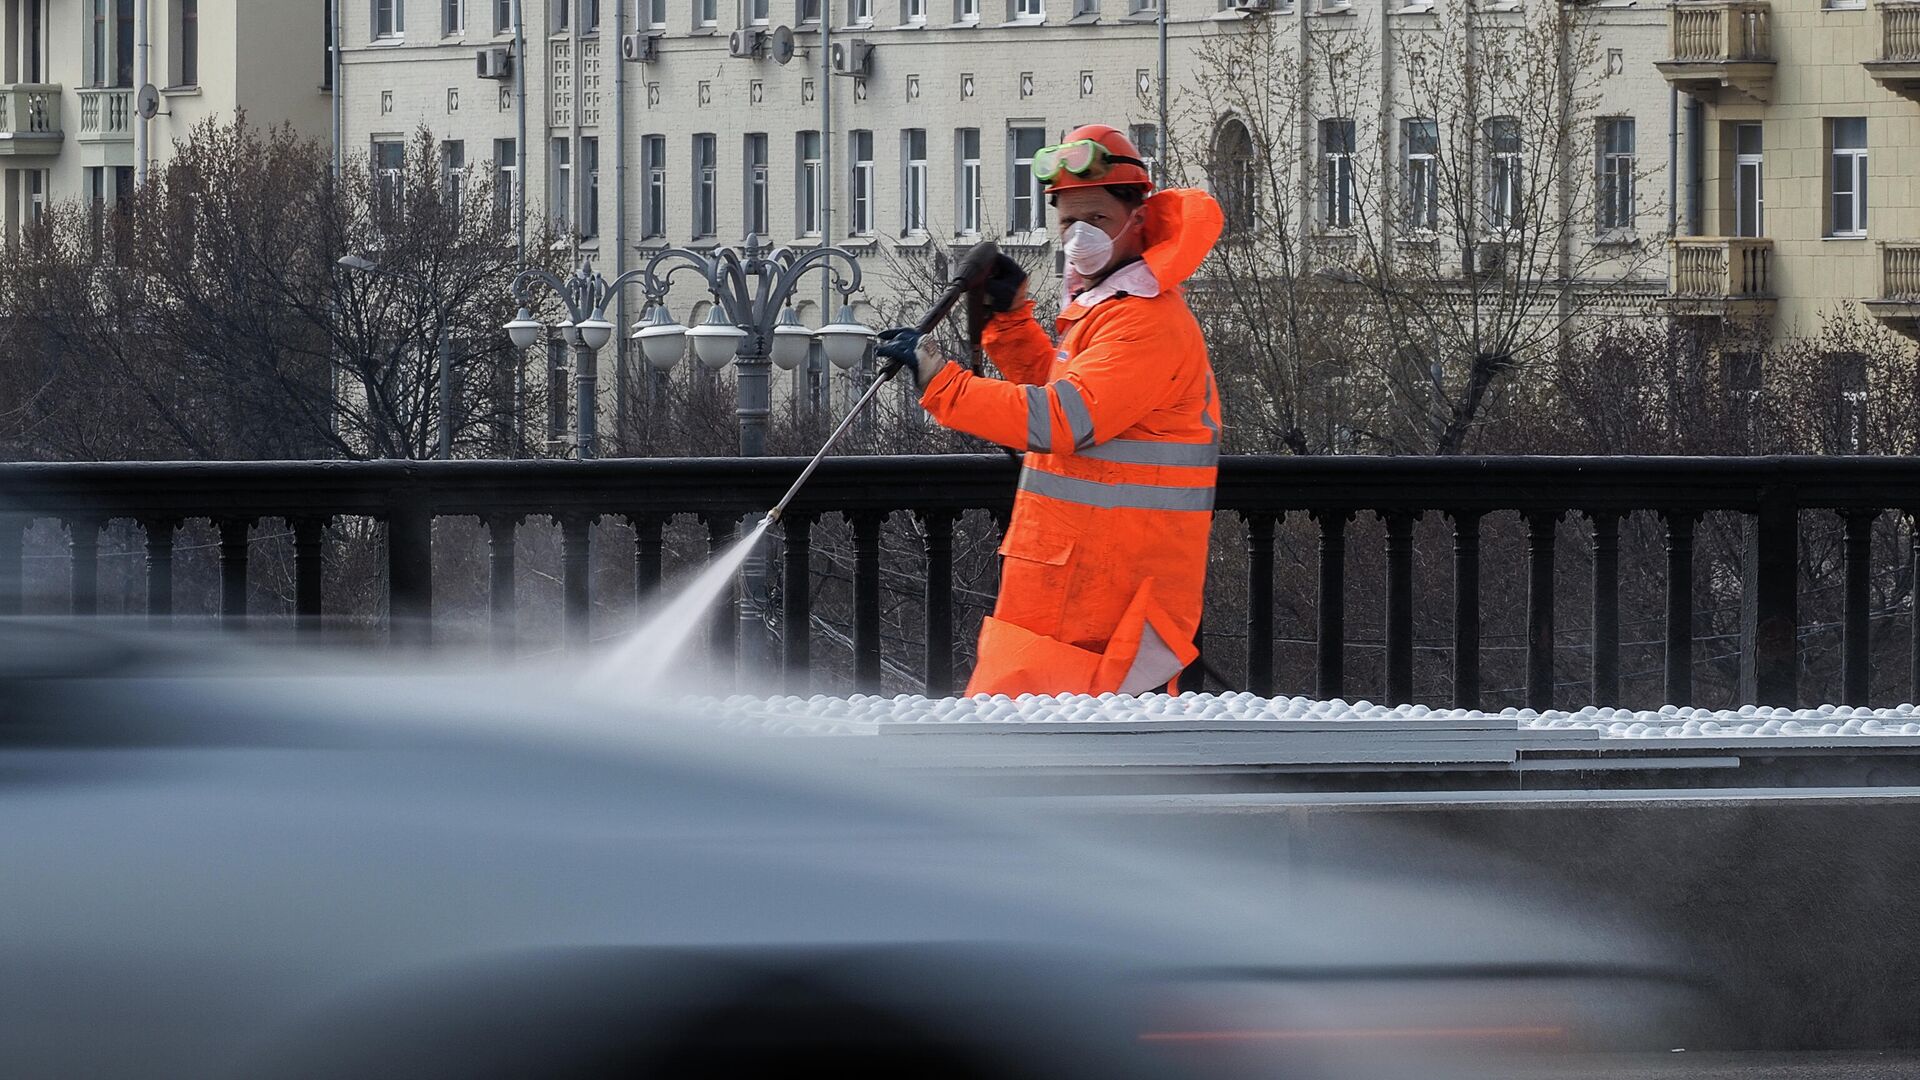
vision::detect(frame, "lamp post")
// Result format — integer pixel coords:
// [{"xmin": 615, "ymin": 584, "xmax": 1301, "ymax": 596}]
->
[
  {"xmin": 337, "ymin": 254, "xmax": 455, "ymax": 459},
  {"xmin": 503, "ymin": 258, "xmax": 633, "ymax": 459},
  {"xmin": 629, "ymin": 236, "xmax": 873, "ymax": 669},
  {"xmin": 632, "ymin": 235, "xmax": 872, "ymax": 456}
]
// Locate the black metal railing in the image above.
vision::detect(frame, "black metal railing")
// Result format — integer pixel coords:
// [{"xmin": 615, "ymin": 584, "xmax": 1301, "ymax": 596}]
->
[{"xmin": 3, "ymin": 455, "xmax": 1917, "ymax": 709}]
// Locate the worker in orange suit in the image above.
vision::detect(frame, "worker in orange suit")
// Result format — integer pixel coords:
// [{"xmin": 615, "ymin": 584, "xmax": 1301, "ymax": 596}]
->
[{"xmin": 876, "ymin": 124, "xmax": 1225, "ymax": 697}]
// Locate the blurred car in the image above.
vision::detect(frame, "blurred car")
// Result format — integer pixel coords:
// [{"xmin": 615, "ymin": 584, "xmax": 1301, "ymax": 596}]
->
[{"xmin": 0, "ymin": 620, "xmax": 1713, "ymax": 1079}]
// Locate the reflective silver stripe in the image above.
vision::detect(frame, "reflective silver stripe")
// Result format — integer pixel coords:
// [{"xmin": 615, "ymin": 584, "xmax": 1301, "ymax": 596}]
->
[
  {"xmin": 1053, "ymin": 380, "xmax": 1097, "ymax": 450},
  {"xmin": 1019, "ymin": 469, "xmax": 1215, "ymax": 512},
  {"xmin": 1024, "ymin": 384, "xmax": 1051, "ymax": 453},
  {"xmin": 1078, "ymin": 438, "xmax": 1220, "ymax": 466}
]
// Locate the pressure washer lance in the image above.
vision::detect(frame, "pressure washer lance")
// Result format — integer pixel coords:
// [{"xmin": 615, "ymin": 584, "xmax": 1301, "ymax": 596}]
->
[{"xmin": 763, "ymin": 268, "xmax": 984, "ymax": 528}]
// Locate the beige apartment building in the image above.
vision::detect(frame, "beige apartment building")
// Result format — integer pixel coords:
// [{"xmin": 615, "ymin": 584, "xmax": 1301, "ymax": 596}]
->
[
  {"xmin": 0, "ymin": 0, "xmax": 331, "ymax": 236},
  {"xmin": 1659, "ymin": 0, "xmax": 1920, "ymax": 345},
  {"xmin": 336, "ymin": 0, "xmax": 1685, "ymax": 430}
]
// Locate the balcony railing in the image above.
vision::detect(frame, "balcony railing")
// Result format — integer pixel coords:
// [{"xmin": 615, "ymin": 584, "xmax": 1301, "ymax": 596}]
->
[
  {"xmin": 1866, "ymin": 2, "xmax": 1920, "ymax": 98},
  {"xmin": 75, "ymin": 87, "xmax": 132, "ymax": 142},
  {"xmin": 1863, "ymin": 241, "xmax": 1920, "ymax": 335},
  {"xmin": 1659, "ymin": 1, "xmax": 1775, "ymax": 101},
  {"xmin": 1666, "ymin": 236, "xmax": 1773, "ymax": 309},
  {"xmin": 5, "ymin": 457, "xmax": 1919, "ymax": 712},
  {"xmin": 0, "ymin": 83, "xmax": 63, "ymax": 154}
]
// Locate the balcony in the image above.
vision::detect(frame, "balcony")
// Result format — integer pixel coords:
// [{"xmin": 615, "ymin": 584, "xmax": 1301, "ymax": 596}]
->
[
  {"xmin": 1864, "ymin": 1, "xmax": 1920, "ymax": 100},
  {"xmin": 1862, "ymin": 241, "xmax": 1920, "ymax": 336},
  {"xmin": 75, "ymin": 87, "xmax": 132, "ymax": 144},
  {"xmin": 1662, "ymin": 236, "xmax": 1775, "ymax": 318},
  {"xmin": 1656, "ymin": 1, "xmax": 1775, "ymax": 104},
  {"xmin": 0, "ymin": 83, "xmax": 62, "ymax": 155}
]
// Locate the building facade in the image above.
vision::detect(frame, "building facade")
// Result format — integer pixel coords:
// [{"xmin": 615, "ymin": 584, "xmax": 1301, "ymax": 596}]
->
[{"xmin": 0, "ymin": 0, "xmax": 333, "ymax": 237}]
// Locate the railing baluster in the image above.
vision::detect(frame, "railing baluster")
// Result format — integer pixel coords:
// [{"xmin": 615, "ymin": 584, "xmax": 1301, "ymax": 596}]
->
[
  {"xmin": 486, "ymin": 514, "xmax": 519, "ymax": 657},
  {"xmin": 1843, "ymin": 509, "xmax": 1878, "ymax": 706},
  {"xmin": 142, "ymin": 517, "xmax": 176, "ymax": 623},
  {"xmin": 1450, "ymin": 511, "xmax": 1483, "ymax": 711},
  {"xmin": 1589, "ymin": 510, "xmax": 1622, "ymax": 707},
  {"xmin": 703, "ymin": 515, "xmax": 737, "ymax": 676},
  {"xmin": 1242, "ymin": 511, "xmax": 1277, "ymax": 697},
  {"xmin": 1526, "ymin": 511, "xmax": 1561, "ymax": 712},
  {"xmin": 292, "ymin": 516, "xmax": 325, "ymax": 638},
  {"xmin": 218, "ymin": 517, "xmax": 251, "ymax": 630},
  {"xmin": 852, "ymin": 512, "xmax": 884, "ymax": 693},
  {"xmin": 69, "ymin": 517, "xmax": 100, "ymax": 617},
  {"xmin": 783, "ymin": 512, "xmax": 816, "ymax": 693},
  {"xmin": 559, "ymin": 513, "xmax": 594, "ymax": 651},
  {"xmin": 1744, "ymin": 495, "xmax": 1798, "ymax": 706},
  {"xmin": 1384, "ymin": 510, "xmax": 1416, "ymax": 706},
  {"xmin": 1664, "ymin": 511, "xmax": 1697, "ymax": 707},
  {"xmin": 1313, "ymin": 509, "xmax": 1348, "ymax": 700},
  {"xmin": 0, "ymin": 513, "xmax": 23, "ymax": 616},
  {"xmin": 919, "ymin": 510, "xmax": 956, "ymax": 697},
  {"xmin": 387, "ymin": 506, "xmax": 433, "ymax": 648},
  {"xmin": 629, "ymin": 513, "xmax": 664, "ymax": 604}
]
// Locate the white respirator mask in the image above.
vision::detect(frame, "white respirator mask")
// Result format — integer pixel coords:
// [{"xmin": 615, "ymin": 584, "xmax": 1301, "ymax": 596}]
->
[{"xmin": 1061, "ymin": 220, "xmax": 1115, "ymax": 277}]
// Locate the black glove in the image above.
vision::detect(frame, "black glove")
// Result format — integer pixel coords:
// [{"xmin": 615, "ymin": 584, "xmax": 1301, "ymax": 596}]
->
[
  {"xmin": 876, "ymin": 327, "xmax": 938, "ymax": 389},
  {"xmin": 954, "ymin": 241, "xmax": 1028, "ymax": 314}
]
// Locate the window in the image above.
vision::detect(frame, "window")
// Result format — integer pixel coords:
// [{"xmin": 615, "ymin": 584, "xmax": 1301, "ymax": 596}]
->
[
  {"xmin": 797, "ymin": 130, "xmax": 823, "ymax": 236},
  {"xmin": 1009, "ymin": 125, "xmax": 1046, "ymax": 233},
  {"xmin": 1733, "ymin": 122, "xmax": 1762, "ymax": 237},
  {"xmin": 1597, "ymin": 117, "xmax": 1636, "ymax": 233},
  {"xmin": 643, "ymin": 135, "xmax": 667, "ymax": 237},
  {"xmin": 550, "ymin": 137, "xmax": 571, "ymax": 231},
  {"xmin": 1014, "ymin": 0, "xmax": 1043, "ymax": 15},
  {"xmin": 1073, "ymin": 0, "xmax": 1096, "ymax": 15},
  {"xmin": 1321, "ymin": 118, "xmax": 1354, "ymax": 229},
  {"xmin": 902, "ymin": 128, "xmax": 928, "ymax": 234},
  {"xmin": 1485, "ymin": 117, "xmax": 1521, "ymax": 230},
  {"xmin": 695, "ymin": 0, "xmax": 717, "ymax": 24},
  {"xmin": 172, "ymin": 0, "xmax": 199, "ymax": 85},
  {"xmin": 1133, "ymin": 0, "xmax": 1157, "ymax": 11},
  {"xmin": 1829, "ymin": 117, "xmax": 1867, "ymax": 237},
  {"xmin": 956, "ymin": 127, "xmax": 982, "ymax": 235},
  {"xmin": 693, "ymin": 133, "xmax": 717, "ymax": 239},
  {"xmin": 496, "ymin": 0, "xmax": 516, "ymax": 31},
  {"xmin": 553, "ymin": 0, "xmax": 568, "ymax": 29},
  {"xmin": 1214, "ymin": 118, "xmax": 1256, "ymax": 235},
  {"xmin": 493, "ymin": 137, "xmax": 518, "ymax": 229},
  {"xmin": 442, "ymin": 139, "xmax": 466, "ymax": 215},
  {"xmin": 587, "ymin": 0, "xmax": 601, "ymax": 28},
  {"xmin": 1130, "ymin": 123, "xmax": 1161, "ymax": 185},
  {"xmin": 647, "ymin": 0, "xmax": 668, "ymax": 26},
  {"xmin": 850, "ymin": 130, "xmax": 875, "ymax": 236},
  {"xmin": 373, "ymin": 138, "xmax": 405, "ymax": 226},
  {"xmin": 115, "ymin": 0, "xmax": 133, "ymax": 85},
  {"xmin": 799, "ymin": 0, "xmax": 820, "ymax": 20},
  {"xmin": 745, "ymin": 133, "xmax": 770, "ymax": 240},
  {"xmin": 1404, "ymin": 118, "xmax": 1439, "ymax": 232},
  {"xmin": 580, "ymin": 136, "xmax": 600, "ymax": 238},
  {"xmin": 851, "ymin": 0, "xmax": 873, "ymax": 22},
  {"xmin": 748, "ymin": 0, "xmax": 770, "ymax": 23},
  {"xmin": 904, "ymin": 0, "xmax": 926, "ymax": 21},
  {"xmin": 444, "ymin": 0, "xmax": 464, "ymax": 34},
  {"xmin": 957, "ymin": 0, "xmax": 980, "ymax": 18},
  {"xmin": 374, "ymin": 0, "xmax": 403, "ymax": 38}
]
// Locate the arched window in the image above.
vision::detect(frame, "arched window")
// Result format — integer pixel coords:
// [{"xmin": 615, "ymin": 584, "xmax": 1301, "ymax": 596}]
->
[{"xmin": 1211, "ymin": 118, "xmax": 1257, "ymax": 236}]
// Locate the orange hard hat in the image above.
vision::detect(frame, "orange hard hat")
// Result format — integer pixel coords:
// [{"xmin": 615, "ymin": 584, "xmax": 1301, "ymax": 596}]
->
[{"xmin": 1039, "ymin": 124, "xmax": 1155, "ymax": 195}]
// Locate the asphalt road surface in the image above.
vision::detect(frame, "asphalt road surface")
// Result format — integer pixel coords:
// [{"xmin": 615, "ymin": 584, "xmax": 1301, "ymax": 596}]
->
[{"xmin": 1489, "ymin": 1051, "xmax": 1920, "ymax": 1078}]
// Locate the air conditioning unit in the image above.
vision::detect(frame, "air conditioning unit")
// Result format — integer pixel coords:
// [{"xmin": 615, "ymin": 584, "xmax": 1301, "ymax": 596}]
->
[
  {"xmin": 727, "ymin": 28, "xmax": 765, "ymax": 58},
  {"xmin": 476, "ymin": 47, "xmax": 513, "ymax": 79},
  {"xmin": 830, "ymin": 38, "xmax": 872, "ymax": 77},
  {"xmin": 621, "ymin": 32, "xmax": 658, "ymax": 62}
]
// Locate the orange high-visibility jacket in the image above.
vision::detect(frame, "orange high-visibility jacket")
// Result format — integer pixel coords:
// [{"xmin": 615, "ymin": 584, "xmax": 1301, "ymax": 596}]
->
[{"xmin": 919, "ymin": 188, "xmax": 1225, "ymax": 697}]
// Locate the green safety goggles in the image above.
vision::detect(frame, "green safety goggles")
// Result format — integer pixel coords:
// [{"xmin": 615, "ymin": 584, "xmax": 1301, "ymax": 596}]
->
[{"xmin": 1032, "ymin": 139, "xmax": 1149, "ymax": 183}]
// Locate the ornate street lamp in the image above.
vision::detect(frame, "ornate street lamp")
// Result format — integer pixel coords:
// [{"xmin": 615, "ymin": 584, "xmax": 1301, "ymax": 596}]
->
[
  {"xmin": 632, "ymin": 235, "xmax": 870, "ymax": 457},
  {"xmin": 502, "ymin": 258, "xmax": 648, "ymax": 459}
]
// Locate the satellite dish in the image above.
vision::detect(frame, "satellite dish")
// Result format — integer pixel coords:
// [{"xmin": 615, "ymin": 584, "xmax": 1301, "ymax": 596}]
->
[
  {"xmin": 770, "ymin": 25, "xmax": 796, "ymax": 65},
  {"xmin": 135, "ymin": 83, "xmax": 162, "ymax": 121}
]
